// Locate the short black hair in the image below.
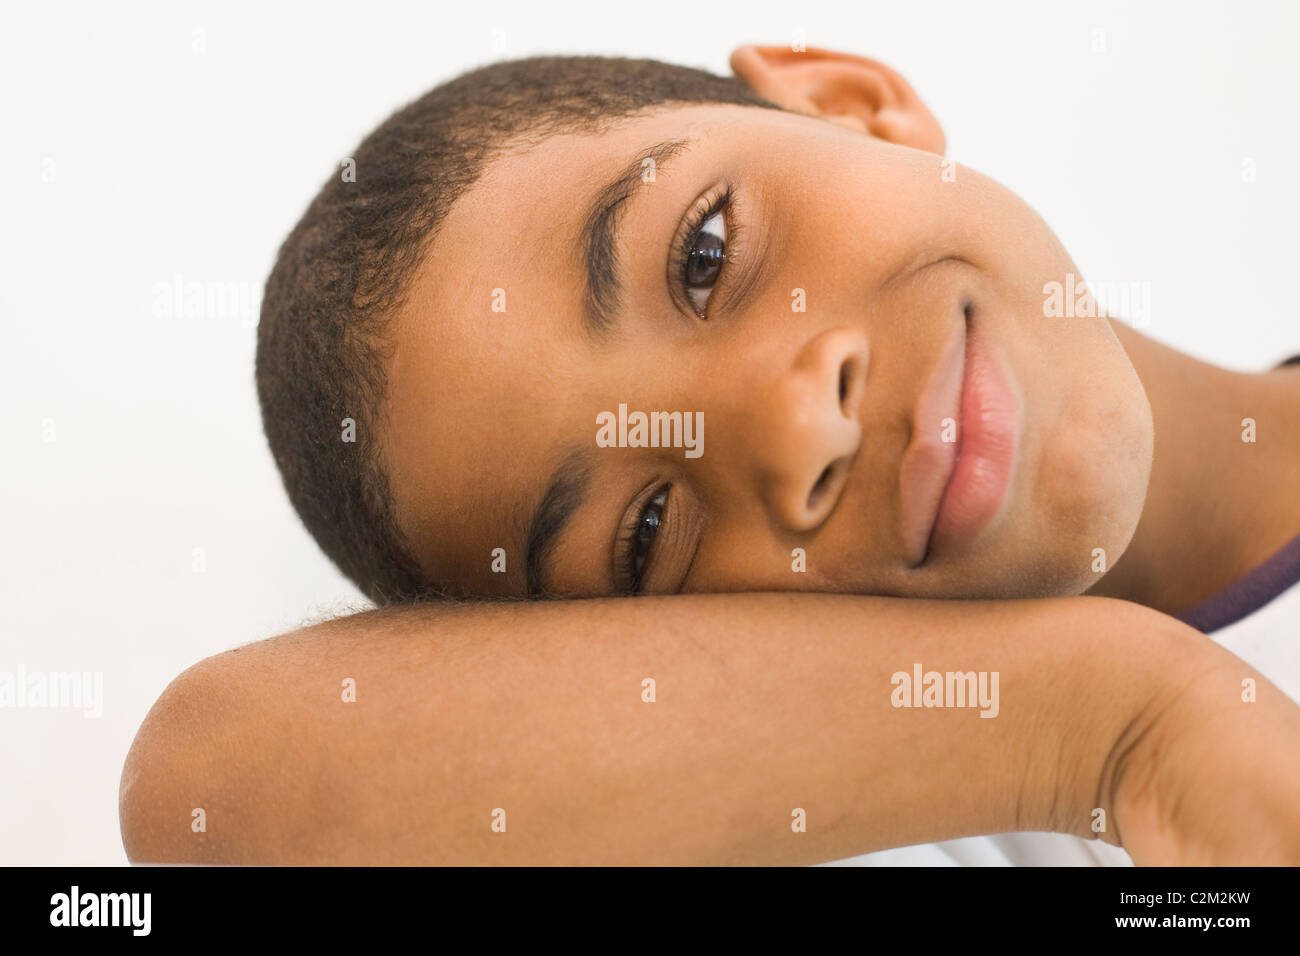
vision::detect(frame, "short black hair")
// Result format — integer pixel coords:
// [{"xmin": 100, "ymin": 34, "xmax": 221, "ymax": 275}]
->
[{"xmin": 255, "ymin": 55, "xmax": 781, "ymax": 605}]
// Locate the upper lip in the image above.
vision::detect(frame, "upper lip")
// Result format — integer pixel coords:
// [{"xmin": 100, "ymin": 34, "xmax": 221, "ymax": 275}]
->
[{"xmin": 898, "ymin": 320, "xmax": 967, "ymax": 565}]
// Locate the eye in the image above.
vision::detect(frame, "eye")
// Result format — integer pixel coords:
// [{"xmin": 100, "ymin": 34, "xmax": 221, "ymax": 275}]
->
[
  {"xmin": 675, "ymin": 186, "xmax": 732, "ymax": 319},
  {"xmin": 684, "ymin": 211, "xmax": 726, "ymax": 315},
  {"xmin": 618, "ymin": 486, "xmax": 669, "ymax": 594}
]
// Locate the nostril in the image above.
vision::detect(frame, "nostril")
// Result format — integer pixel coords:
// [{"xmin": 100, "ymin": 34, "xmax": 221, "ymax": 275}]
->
[
  {"xmin": 807, "ymin": 464, "xmax": 835, "ymax": 512},
  {"xmin": 838, "ymin": 356, "xmax": 862, "ymax": 414}
]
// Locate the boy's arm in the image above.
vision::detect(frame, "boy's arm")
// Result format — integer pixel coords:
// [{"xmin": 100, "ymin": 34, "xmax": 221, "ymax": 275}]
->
[{"xmin": 118, "ymin": 593, "xmax": 1300, "ymax": 864}]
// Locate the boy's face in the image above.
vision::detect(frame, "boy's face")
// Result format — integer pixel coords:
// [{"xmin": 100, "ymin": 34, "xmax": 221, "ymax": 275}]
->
[{"xmin": 382, "ymin": 103, "xmax": 1153, "ymax": 600}]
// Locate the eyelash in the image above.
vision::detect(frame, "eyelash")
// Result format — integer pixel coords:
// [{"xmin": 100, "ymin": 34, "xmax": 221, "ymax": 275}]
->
[
  {"xmin": 617, "ymin": 187, "xmax": 736, "ymax": 592},
  {"xmin": 673, "ymin": 184, "xmax": 735, "ymax": 319},
  {"xmin": 617, "ymin": 485, "xmax": 669, "ymax": 594}
]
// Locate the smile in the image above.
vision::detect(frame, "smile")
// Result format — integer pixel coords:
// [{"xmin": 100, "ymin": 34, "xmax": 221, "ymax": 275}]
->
[{"xmin": 898, "ymin": 304, "xmax": 1022, "ymax": 565}]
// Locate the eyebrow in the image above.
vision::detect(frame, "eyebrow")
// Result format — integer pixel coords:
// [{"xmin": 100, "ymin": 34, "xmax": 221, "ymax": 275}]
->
[
  {"xmin": 581, "ymin": 138, "xmax": 692, "ymax": 336},
  {"xmin": 525, "ymin": 448, "xmax": 593, "ymax": 597}
]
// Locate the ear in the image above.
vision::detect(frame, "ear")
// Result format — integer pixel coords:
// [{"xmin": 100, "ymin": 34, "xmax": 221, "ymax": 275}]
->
[{"xmin": 730, "ymin": 45, "xmax": 946, "ymax": 154}]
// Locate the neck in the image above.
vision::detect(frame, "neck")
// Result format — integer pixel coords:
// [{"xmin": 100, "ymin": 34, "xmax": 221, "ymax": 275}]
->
[{"xmin": 1087, "ymin": 320, "xmax": 1300, "ymax": 615}]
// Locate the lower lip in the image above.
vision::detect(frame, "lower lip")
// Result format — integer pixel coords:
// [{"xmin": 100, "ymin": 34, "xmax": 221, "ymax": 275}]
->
[{"xmin": 926, "ymin": 325, "xmax": 1022, "ymax": 557}]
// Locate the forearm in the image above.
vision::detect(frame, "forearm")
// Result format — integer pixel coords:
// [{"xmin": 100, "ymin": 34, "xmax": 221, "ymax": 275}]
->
[{"xmin": 120, "ymin": 592, "xmax": 1207, "ymax": 864}]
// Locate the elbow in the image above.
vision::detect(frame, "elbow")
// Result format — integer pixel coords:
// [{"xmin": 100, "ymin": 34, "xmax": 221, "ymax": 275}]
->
[{"xmin": 118, "ymin": 657, "xmax": 241, "ymax": 864}]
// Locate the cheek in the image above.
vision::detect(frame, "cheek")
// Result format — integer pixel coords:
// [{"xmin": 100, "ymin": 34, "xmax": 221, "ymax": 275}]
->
[{"xmin": 1022, "ymin": 335, "xmax": 1153, "ymax": 577}]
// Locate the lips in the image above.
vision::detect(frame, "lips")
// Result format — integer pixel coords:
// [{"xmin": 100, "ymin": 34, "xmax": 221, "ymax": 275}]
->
[
  {"xmin": 898, "ymin": 307, "xmax": 1022, "ymax": 565},
  {"xmin": 898, "ymin": 320, "xmax": 966, "ymax": 565}
]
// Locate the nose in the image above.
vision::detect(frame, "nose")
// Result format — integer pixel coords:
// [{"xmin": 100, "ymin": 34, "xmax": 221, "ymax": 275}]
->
[{"xmin": 754, "ymin": 326, "xmax": 869, "ymax": 533}]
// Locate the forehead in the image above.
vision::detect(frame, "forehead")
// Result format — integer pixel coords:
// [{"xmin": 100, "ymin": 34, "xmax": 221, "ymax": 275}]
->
[{"xmin": 382, "ymin": 104, "xmax": 756, "ymax": 592}]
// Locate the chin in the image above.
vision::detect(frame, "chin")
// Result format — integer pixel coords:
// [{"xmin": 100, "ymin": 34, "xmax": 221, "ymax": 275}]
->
[
  {"xmin": 957, "ymin": 422, "xmax": 1153, "ymax": 601},
  {"xmin": 1027, "ymin": 423, "xmax": 1153, "ymax": 596},
  {"xmin": 1010, "ymin": 330, "xmax": 1155, "ymax": 586}
]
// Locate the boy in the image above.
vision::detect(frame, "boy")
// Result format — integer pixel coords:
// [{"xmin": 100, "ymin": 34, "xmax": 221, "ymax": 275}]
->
[{"xmin": 120, "ymin": 47, "xmax": 1300, "ymax": 864}]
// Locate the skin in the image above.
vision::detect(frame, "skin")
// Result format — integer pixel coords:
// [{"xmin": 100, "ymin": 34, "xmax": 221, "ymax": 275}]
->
[
  {"xmin": 1090, "ymin": 322, "xmax": 1300, "ymax": 614},
  {"xmin": 118, "ymin": 594, "xmax": 1300, "ymax": 864},
  {"xmin": 118, "ymin": 47, "xmax": 1300, "ymax": 864},
  {"xmin": 383, "ymin": 47, "xmax": 1300, "ymax": 614}
]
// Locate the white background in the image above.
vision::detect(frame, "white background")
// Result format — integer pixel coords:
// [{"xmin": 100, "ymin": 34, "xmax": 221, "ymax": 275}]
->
[{"xmin": 1, "ymin": 0, "xmax": 1297, "ymax": 865}]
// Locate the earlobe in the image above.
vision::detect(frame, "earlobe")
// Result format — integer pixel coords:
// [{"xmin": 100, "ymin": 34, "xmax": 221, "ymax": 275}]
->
[{"xmin": 730, "ymin": 44, "xmax": 946, "ymax": 154}]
